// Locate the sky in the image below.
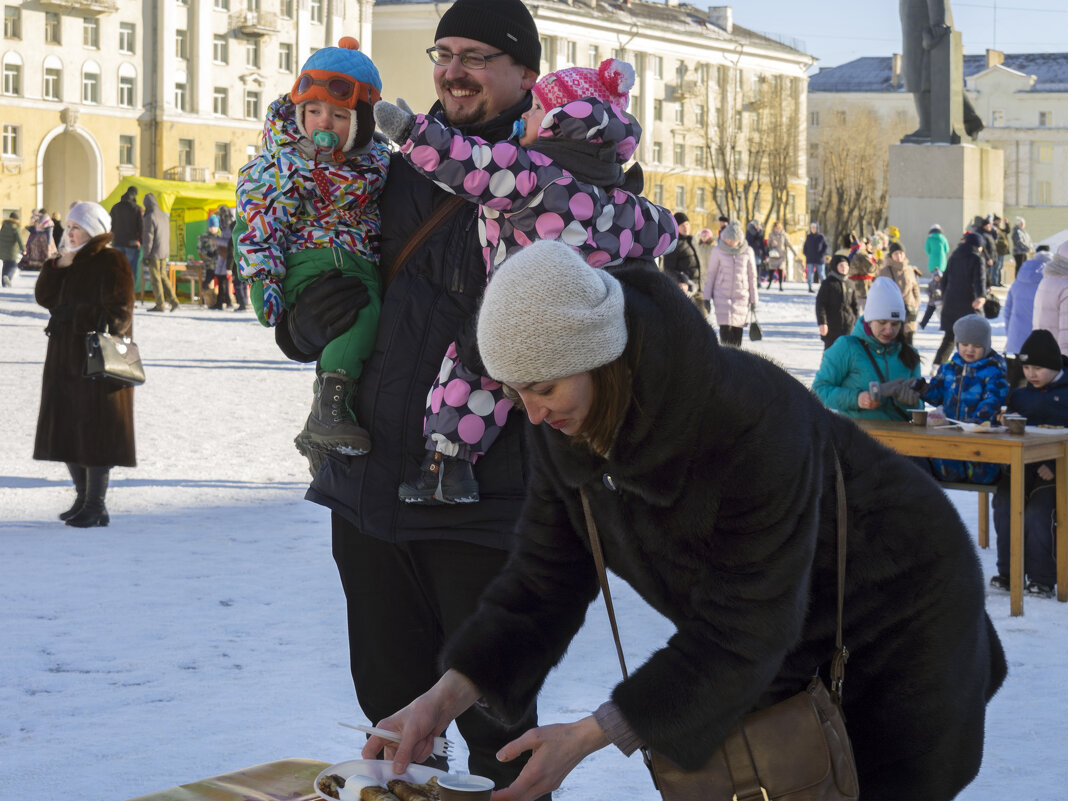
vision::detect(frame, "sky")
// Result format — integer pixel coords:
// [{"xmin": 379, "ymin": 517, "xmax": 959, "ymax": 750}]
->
[
  {"xmin": 733, "ymin": 0, "xmax": 1068, "ymax": 70},
  {"xmin": 2, "ymin": 267, "xmax": 1067, "ymax": 800}
]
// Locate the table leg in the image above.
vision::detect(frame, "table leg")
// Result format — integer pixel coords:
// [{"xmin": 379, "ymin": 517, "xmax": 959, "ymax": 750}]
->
[
  {"xmin": 1058, "ymin": 446, "xmax": 1067, "ymax": 603},
  {"xmin": 1010, "ymin": 452, "xmax": 1025, "ymax": 616},
  {"xmin": 978, "ymin": 493, "xmax": 989, "ymax": 548}
]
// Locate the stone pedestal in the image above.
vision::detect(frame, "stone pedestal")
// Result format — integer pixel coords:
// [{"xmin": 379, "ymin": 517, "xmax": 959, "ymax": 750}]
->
[{"xmin": 888, "ymin": 143, "xmax": 1004, "ymax": 273}]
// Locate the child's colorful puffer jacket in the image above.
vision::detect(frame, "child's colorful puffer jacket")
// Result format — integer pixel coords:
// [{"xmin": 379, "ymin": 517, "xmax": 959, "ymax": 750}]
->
[
  {"xmin": 399, "ymin": 98, "xmax": 676, "ymax": 272},
  {"xmin": 921, "ymin": 350, "xmax": 1010, "ymax": 422},
  {"xmin": 235, "ymin": 95, "xmax": 389, "ymax": 325}
]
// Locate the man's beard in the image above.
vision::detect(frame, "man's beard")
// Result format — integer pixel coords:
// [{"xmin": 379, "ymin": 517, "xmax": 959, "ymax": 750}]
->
[{"xmin": 438, "ymin": 80, "xmax": 489, "ymax": 126}]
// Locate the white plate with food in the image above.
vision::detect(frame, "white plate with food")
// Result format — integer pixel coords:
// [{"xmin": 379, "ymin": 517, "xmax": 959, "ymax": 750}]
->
[
  {"xmin": 1025, "ymin": 424, "xmax": 1068, "ymax": 435},
  {"xmin": 315, "ymin": 759, "xmax": 447, "ymax": 801},
  {"xmin": 945, "ymin": 418, "xmax": 1006, "ymax": 434}
]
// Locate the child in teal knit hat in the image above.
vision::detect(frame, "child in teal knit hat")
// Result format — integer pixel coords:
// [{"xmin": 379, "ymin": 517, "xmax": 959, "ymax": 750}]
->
[{"xmin": 235, "ymin": 37, "xmax": 390, "ymax": 471}]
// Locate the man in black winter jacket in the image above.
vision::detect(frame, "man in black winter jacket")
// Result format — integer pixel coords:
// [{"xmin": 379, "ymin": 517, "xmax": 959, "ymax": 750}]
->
[
  {"xmin": 271, "ymin": 0, "xmax": 548, "ymax": 793},
  {"xmin": 815, "ymin": 254, "xmax": 860, "ymax": 348},
  {"xmin": 662, "ymin": 211, "xmax": 701, "ymax": 296},
  {"xmin": 108, "ymin": 186, "xmax": 142, "ymax": 282}
]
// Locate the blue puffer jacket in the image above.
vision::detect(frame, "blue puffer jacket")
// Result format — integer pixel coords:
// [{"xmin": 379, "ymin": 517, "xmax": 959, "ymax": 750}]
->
[
  {"xmin": 921, "ymin": 350, "xmax": 1010, "ymax": 483},
  {"xmin": 1003, "ymin": 252, "xmax": 1050, "ymax": 353},
  {"xmin": 812, "ymin": 318, "xmax": 922, "ymax": 420}
]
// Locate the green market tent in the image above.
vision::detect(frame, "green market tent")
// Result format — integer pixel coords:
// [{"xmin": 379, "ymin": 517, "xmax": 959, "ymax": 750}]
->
[{"xmin": 100, "ymin": 176, "xmax": 238, "ymax": 262}]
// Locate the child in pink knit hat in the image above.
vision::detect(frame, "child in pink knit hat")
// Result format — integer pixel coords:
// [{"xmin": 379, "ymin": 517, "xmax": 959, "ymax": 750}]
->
[{"xmin": 372, "ymin": 59, "xmax": 677, "ymax": 504}]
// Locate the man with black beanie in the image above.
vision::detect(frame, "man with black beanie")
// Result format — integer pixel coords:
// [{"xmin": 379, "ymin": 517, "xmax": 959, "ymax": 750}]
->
[
  {"xmin": 272, "ymin": 1, "xmax": 549, "ymax": 795},
  {"xmin": 109, "ymin": 186, "xmax": 142, "ymax": 282}
]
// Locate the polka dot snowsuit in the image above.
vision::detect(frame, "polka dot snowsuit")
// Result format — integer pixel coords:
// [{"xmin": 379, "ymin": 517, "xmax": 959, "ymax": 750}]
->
[{"xmin": 401, "ymin": 98, "xmax": 678, "ymax": 459}]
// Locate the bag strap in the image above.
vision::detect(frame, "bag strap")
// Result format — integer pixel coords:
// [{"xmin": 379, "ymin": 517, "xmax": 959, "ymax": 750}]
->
[
  {"xmin": 859, "ymin": 341, "xmax": 910, "ymax": 422},
  {"xmin": 384, "ymin": 195, "xmax": 466, "ymax": 289}
]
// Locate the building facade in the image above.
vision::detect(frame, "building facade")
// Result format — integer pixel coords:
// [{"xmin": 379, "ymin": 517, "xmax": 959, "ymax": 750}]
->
[{"xmin": 1, "ymin": 0, "xmax": 372, "ymax": 220}]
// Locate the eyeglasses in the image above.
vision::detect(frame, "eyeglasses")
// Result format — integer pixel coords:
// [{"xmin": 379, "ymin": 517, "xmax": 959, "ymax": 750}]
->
[
  {"xmin": 295, "ymin": 73, "xmax": 357, "ymax": 102},
  {"xmin": 426, "ymin": 47, "xmax": 508, "ymax": 70}
]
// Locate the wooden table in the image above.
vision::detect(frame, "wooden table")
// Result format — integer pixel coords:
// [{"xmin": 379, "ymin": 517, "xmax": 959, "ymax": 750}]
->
[
  {"xmin": 124, "ymin": 758, "xmax": 329, "ymax": 800},
  {"xmin": 856, "ymin": 419, "xmax": 1068, "ymax": 615}
]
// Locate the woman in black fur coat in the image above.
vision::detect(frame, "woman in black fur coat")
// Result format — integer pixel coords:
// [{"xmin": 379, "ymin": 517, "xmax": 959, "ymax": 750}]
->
[{"xmin": 364, "ymin": 240, "xmax": 1007, "ymax": 801}]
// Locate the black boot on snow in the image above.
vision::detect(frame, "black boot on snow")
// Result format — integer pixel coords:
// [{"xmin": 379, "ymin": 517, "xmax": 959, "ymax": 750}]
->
[
  {"xmin": 302, "ymin": 372, "xmax": 371, "ymax": 456},
  {"xmin": 66, "ymin": 467, "xmax": 110, "ymax": 528},
  {"xmin": 398, "ymin": 451, "xmax": 480, "ymax": 504},
  {"xmin": 60, "ymin": 462, "xmax": 88, "ymax": 521}
]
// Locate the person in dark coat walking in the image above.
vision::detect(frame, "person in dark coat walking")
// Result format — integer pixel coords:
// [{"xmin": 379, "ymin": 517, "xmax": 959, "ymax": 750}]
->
[
  {"xmin": 109, "ymin": 186, "xmax": 143, "ymax": 282},
  {"xmin": 0, "ymin": 211, "xmax": 25, "ymax": 287},
  {"xmin": 935, "ymin": 231, "xmax": 987, "ymax": 365},
  {"xmin": 367, "ymin": 240, "xmax": 1006, "ymax": 801},
  {"xmin": 662, "ymin": 211, "xmax": 701, "ymax": 297},
  {"xmin": 802, "ymin": 221, "xmax": 829, "ymax": 292},
  {"xmin": 815, "ymin": 253, "xmax": 860, "ymax": 348},
  {"xmin": 34, "ymin": 202, "xmax": 135, "ymax": 528}
]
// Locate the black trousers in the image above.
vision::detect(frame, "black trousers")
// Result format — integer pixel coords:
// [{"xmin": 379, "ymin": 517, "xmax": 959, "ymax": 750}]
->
[
  {"xmin": 331, "ymin": 513, "xmax": 544, "ymax": 794},
  {"xmin": 933, "ymin": 330, "xmax": 955, "ymax": 365},
  {"xmin": 720, "ymin": 325, "xmax": 743, "ymax": 347}
]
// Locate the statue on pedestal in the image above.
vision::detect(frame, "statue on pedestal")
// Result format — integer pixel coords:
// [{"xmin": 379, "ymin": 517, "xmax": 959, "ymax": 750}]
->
[{"xmin": 899, "ymin": 0, "xmax": 984, "ymax": 144}]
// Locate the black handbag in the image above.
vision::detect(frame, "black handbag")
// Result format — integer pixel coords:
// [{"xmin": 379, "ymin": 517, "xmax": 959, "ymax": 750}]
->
[
  {"xmin": 749, "ymin": 310, "xmax": 763, "ymax": 342},
  {"xmin": 85, "ymin": 330, "xmax": 146, "ymax": 386},
  {"xmin": 578, "ymin": 453, "xmax": 858, "ymax": 801}
]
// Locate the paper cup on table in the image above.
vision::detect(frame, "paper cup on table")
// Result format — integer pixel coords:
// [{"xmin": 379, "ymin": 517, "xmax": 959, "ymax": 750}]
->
[
  {"xmin": 910, "ymin": 408, "xmax": 928, "ymax": 426},
  {"xmin": 437, "ymin": 773, "xmax": 494, "ymax": 801},
  {"xmin": 1005, "ymin": 415, "xmax": 1026, "ymax": 435}
]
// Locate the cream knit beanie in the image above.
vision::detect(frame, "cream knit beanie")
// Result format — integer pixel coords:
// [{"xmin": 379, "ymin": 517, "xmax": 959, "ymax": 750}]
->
[{"xmin": 478, "ymin": 240, "xmax": 628, "ymax": 384}]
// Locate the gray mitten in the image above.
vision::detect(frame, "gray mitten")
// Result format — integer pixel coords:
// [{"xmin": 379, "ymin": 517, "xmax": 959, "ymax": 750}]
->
[
  {"xmin": 896, "ymin": 385, "xmax": 921, "ymax": 407},
  {"xmin": 373, "ymin": 98, "xmax": 416, "ymax": 144},
  {"xmin": 877, "ymin": 378, "xmax": 906, "ymax": 400}
]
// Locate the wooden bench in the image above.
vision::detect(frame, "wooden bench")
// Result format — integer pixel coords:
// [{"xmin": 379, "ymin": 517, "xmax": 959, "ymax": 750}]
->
[{"xmin": 939, "ymin": 481, "xmax": 994, "ymax": 548}]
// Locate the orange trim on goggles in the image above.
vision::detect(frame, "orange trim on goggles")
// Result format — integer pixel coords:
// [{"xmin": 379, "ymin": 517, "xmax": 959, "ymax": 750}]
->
[{"xmin": 291, "ymin": 69, "xmax": 380, "ymax": 109}]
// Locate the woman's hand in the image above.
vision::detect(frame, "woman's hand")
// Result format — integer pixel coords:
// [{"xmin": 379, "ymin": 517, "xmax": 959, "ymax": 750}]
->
[
  {"xmin": 56, "ymin": 251, "xmax": 74, "ymax": 268},
  {"xmin": 858, "ymin": 391, "xmax": 880, "ymax": 410},
  {"xmin": 361, "ymin": 669, "xmax": 480, "ymax": 775},
  {"xmin": 818, "ymin": 324, "xmax": 829, "ymax": 337},
  {"xmin": 491, "ymin": 717, "xmax": 610, "ymax": 801}
]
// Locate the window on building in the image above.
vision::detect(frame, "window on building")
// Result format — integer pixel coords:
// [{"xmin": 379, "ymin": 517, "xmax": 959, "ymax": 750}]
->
[
  {"xmin": 43, "ymin": 67, "xmax": 61, "ymax": 100},
  {"xmin": 178, "ymin": 139, "xmax": 194, "ymax": 166},
  {"xmin": 176, "ymin": 0, "xmax": 187, "ymax": 5},
  {"xmin": 119, "ymin": 22, "xmax": 135, "ymax": 54},
  {"xmin": 309, "ymin": 0, "xmax": 323, "ymax": 23},
  {"xmin": 213, "ymin": 87, "xmax": 228, "ymax": 116},
  {"xmin": 45, "ymin": 12, "xmax": 60, "ymax": 44},
  {"xmin": 834, "ymin": 110, "xmax": 846, "ymax": 126},
  {"xmin": 1036, "ymin": 144, "xmax": 1053, "ymax": 163},
  {"xmin": 675, "ymin": 185, "xmax": 685, "ymax": 209},
  {"xmin": 652, "ymin": 141, "xmax": 662, "ymax": 162},
  {"xmin": 809, "ymin": 175, "xmax": 819, "ymax": 190},
  {"xmin": 278, "ymin": 42, "xmax": 293, "ymax": 72},
  {"xmin": 246, "ymin": 143, "xmax": 258, "ymax": 162},
  {"xmin": 653, "ymin": 184, "xmax": 664, "ymax": 205},
  {"xmin": 674, "ymin": 102, "xmax": 684, "ymax": 125},
  {"xmin": 119, "ymin": 134, "xmax": 135, "ymax": 166},
  {"xmin": 991, "ymin": 109, "xmax": 1004, "ymax": 127},
  {"xmin": 2, "ymin": 60, "xmax": 21, "ymax": 95},
  {"xmin": 695, "ymin": 146, "xmax": 706, "ymax": 170},
  {"xmin": 676, "ymin": 60, "xmax": 686, "ymax": 83},
  {"xmin": 118, "ymin": 75, "xmax": 135, "ymax": 107},
  {"xmin": 214, "ymin": 142, "xmax": 230, "ymax": 173},
  {"xmin": 695, "ymin": 104, "xmax": 705, "ymax": 127},
  {"xmin": 1, "ymin": 123, "xmax": 18, "ymax": 156},
  {"xmin": 245, "ymin": 90, "xmax": 260, "ymax": 119},
  {"xmin": 614, "ymin": 48, "xmax": 626, "ymax": 62},
  {"xmin": 214, "ymin": 0, "xmax": 230, "ymax": 9},
  {"xmin": 1035, "ymin": 180, "xmax": 1052, "ymax": 205},
  {"xmin": 587, "ymin": 44, "xmax": 598, "ymax": 68},
  {"xmin": 696, "ymin": 187, "xmax": 706, "ymax": 210},
  {"xmin": 809, "ymin": 143, "xmax": 819, "ymax": 159},
  {"xmin": 652, "ymin": 55, "xmax": 663, "ymax": 79},
  {"xmin": 82, "ymin": 68, "xmax": 99, "ymax": 103},
  {"xmin": 176, "ymin": 29, "xmax": 188, "ymax": 59},
  {"xmin": 279, "ymin": 0, "xmax": 294, "ymax": 19},
  {"xmin": 213, "ymin": 34, "xmax": 229, "ymax": 64},
  {"xmin": 787, "ymin": 193, "xmax": 796, "ymax": 221},
  {"xmin": 83, "ymin": 17, "xmax": 99, "ymax": 48},
  {"xmin": 566, "ymin": 41, "xmax": 576, "ymax": 65},
  {"xmin": 653, "ymin": 99, "xmax": 663, "ymax": 121},
  {"xmin": 246, "ymin": 39, "xmax": 260, "ymax": 68},
  {"xmin": 175, "ymin": 82, "xmax": 187, "ymax": 111},
  {"xmin": 673, "ymin": 143, "xmax": 685, "ymax": 166},
  {"xmin": 809, "ymin": 110, "xmax": 819, "ymax": 127},
  {"xmin": 1039, "ymin": 111, "xmax": 1053, "ymax": 127},
  {"xmin": 4, "ymin": 5, "xmax": 20, "ymax": 39},
  {"xmin": 247, "ymin": 0, "xmax": 260, "ymax": 10}
]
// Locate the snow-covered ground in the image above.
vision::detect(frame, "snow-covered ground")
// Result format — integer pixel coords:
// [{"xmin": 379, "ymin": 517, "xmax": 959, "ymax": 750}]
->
[{"xmin": 2, "ymin": 271, "xmax": 1066, "ymax": 801}]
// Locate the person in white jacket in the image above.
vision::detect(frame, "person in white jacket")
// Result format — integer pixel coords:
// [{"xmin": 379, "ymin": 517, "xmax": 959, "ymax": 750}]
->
[
  {"xmin": 703, "ymin": 219, "xmax": 759, "ymax": 346},
  {"xmin": 1032, "ymin": 241, "xmax": 1068, "ymax": 353}
]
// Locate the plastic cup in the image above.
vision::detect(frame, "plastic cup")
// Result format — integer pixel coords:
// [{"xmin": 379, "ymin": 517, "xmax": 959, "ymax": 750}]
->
[
  {"xmin": 437, "ymin": 773, "xmax": 494, "ymax": 801},
  {"xmin": 1005, "ymin": 415, "xmax": 1026, "ymax": 435},
  {"xmin": 910, "ymin": 408, "xmax": 928, "ymax": 426}
]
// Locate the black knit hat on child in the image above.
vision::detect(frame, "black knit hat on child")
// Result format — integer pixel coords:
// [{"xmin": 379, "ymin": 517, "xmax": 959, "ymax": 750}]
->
[
  {"xmin": 1017, "ymin": 329, "xmax": 1064, "ymax": 371},
  {"xmin": 435, "ymin": 0, "xmax": 541, "ymax": 73}
]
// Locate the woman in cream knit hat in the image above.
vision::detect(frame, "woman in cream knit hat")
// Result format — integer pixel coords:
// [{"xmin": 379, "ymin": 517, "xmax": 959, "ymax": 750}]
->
[{"xmin": 364, "ymin": 239, "xmax": 1006, "ymax": 801}]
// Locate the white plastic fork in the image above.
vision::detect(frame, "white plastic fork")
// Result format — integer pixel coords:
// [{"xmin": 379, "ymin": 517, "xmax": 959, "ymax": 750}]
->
[{"xmin": 338, "ymin": 721, "xmax": 454, "ymax": 758}]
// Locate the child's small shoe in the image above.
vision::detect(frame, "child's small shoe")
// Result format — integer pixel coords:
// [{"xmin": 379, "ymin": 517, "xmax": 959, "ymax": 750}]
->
[
  {"xmin": 989, "ymin": 574, "xmax": 1010, "ymax": 592},
  {"xmin": 399, "ymin": 451, "xmax": 480, "ymax": 505},
  {"xmin": 303, "ymin": 372, "xmax": 371, "ymax": 456},
  {"xmin": 1025, "ymin": 581, "xmax": 1054, "ymax": 599}
]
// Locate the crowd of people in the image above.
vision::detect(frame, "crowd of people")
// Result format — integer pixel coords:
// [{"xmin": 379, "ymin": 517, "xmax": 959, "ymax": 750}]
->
[{"xmin": 20, "ymin": 1, "xmax": 1061, "ymax": 797}]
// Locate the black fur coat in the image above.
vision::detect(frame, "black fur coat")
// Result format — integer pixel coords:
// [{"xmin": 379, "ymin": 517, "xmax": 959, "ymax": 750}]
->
[{"xmin": 444, "ymin": 264, "xmax": 1006, "ymax": 800}]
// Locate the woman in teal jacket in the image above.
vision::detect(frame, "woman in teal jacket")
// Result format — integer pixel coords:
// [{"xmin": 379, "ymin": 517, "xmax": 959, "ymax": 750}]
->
[
  {"xmin": 925, "ymin": 224, "xmax": 950, "ymax": 274},
  {"xmin": 813, "ymin": 276, "xmax": 923, "ymax": 421}
]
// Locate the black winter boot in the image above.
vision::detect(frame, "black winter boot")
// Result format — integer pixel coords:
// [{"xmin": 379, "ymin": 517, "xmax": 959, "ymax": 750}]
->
[
  {"xmin": 60, "ymin": 462, "xmax": 88, "ymax": 521},
  {"xmin": 293, "ymin": 423, "xmax": 328, "ymax": 479},
  {"xmin": 66, "ymin": 467, "xmax": 110, "ymax": 528},
  {"xmin": 301, "ymin": 372, "xmax": 371, "ymax": 456},
  {"xmin": 398, "ymin": 451, "xmax": 480, "ymax": 504}
]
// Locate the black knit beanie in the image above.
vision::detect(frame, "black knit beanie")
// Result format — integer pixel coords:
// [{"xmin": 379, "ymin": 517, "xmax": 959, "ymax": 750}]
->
[
  {"xmin": 435, "ymin": 0, "xmax": 541, "ymax": 73},
  {"xmin": 1018, "ymin": 329, "xmax": 1063, "ymax": 370}
]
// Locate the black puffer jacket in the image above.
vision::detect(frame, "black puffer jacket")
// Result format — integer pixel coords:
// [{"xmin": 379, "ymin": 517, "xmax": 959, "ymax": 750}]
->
[
  {"xmin": 662, "ymin": 234, "xmax": 700, "ymax": 291},
  {"xmin": 444, "ymin": 264, "xmax": 1006, "ymax": 800},
  {"xmin": 940, "ymin": 232, "xmax": 987, "ymax": 333},
  {"xmin": 305, "ymin": 96, "xmax": 532, "ymax": 548}
]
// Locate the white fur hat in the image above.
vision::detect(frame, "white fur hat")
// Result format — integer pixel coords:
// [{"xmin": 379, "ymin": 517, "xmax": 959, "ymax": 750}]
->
[
  {"xmin": 864, "ymin": 276, "xmax": 906, "ymax": 322},
  {"xmin": 477, "ymin": 240, "xmax": 628, "ymax": 384},
  {"xmin": 66, "ymin": 201, "xmax": 111, "ymax": 239}
]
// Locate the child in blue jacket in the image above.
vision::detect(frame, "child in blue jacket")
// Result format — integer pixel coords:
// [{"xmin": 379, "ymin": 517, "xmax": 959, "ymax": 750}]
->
[
  {"xmin": 919, "ymin": 314, "xmax": 1009, "ymax": 483},
  {"xmin": 990, "ymin": 329, "xmax": 1068, "ymax": 598}
]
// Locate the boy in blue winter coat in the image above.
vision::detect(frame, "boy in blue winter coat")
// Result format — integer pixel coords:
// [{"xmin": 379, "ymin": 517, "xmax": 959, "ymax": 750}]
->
[
  {"xmin": 918, "ymin": 314, "xmax": 1009, "ymax": 483},
  {"xmin": 990, "ymin": 329, "xmax": 1068, "ymax": 598}
]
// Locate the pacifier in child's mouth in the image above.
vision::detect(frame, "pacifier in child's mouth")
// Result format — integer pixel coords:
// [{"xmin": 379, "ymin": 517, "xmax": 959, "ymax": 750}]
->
[
  {"xmin": 312, "ymin": 129, "xmax": 340, "ymax": 150},
  {"xmin": 509, "ymin": 118, "xmax": 525, "ymax": 140}
]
